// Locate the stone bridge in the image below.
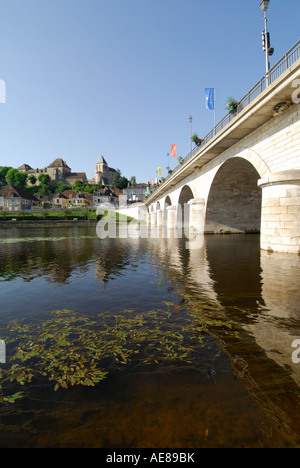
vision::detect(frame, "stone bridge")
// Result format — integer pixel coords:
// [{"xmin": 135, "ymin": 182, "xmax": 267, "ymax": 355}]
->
[{"xmin": 144, "ymin": 41, "xmax": 300, "ymax": 254}]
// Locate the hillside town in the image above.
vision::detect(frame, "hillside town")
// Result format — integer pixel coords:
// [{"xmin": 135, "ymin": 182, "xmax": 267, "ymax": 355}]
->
[{"xmin": 0, "ymin": 156, "xmax": 149, "ymax": 212}]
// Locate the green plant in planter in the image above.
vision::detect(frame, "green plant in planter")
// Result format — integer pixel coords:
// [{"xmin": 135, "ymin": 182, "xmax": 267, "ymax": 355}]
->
[
  {"xmin": 226, "ymin": 97, "xmax": 239, "ymax": 114},
  {"xmin": 192, "ymin": 134, "xmax": 203, "ymax": 147},
  {"xmin": 178, "ymin": 156, "xmax": 185, "ymax": 165}
]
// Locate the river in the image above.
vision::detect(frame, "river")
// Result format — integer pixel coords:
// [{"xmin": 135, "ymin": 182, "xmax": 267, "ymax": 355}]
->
[{"xmin": 0, "ymin": 226, "xmax": 300, "ymax": 448}]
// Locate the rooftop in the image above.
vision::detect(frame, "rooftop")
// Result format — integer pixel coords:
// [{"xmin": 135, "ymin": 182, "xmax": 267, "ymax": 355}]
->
[
  {"xmin": 48, "ymin": 158, "xmax": 71, "ymax": 169},
  {"xmin": 0, "ymin": 185, "xmax": 39, "ymax": 202}
]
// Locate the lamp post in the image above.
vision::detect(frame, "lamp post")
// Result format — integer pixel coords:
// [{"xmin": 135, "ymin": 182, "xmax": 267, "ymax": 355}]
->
[
  {"xmin": 260, "ymin": 0, "xmax": 271, "ymax": 86},
  {"xmin": 189, "ymin": 116, "xmax": 192, "ymax": 154}
]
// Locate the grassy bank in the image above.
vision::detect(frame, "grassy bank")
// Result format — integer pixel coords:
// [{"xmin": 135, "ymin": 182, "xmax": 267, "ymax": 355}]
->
[
  {"xmin": 0, "ymin": 208, "xmax": 134, "ymax": 223},
  {"xmin": 0, "ymin": 209, "xmax": 99, "ymax": 221}
]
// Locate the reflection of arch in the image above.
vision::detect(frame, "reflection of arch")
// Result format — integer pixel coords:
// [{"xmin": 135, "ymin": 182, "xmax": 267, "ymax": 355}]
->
[
  {"xmin": 205, "ymin": 157, "xmax": 261, "ymax": 233},
  {"xmin": 177, "ymin": 185, "xmax": 195, "ymax": 226}
]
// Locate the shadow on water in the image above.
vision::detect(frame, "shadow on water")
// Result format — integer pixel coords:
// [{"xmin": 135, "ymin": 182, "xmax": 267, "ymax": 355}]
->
[{"xmin": 0, "ymin": 227, "xmax": 300, "ymax": 447}]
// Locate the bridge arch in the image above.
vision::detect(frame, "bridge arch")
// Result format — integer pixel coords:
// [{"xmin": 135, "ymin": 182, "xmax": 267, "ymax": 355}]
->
[
  {"xmin": 221, "ymin": 148, "xmax": 270, "ymax": 179},
  {"xmin": 164, "ymin": 195, "xmax": 172, "ymax": 208},
  {"xmin": 205, "ymin": 157, "xmax": 262, "ymax": 233},
  {"xmin": 177, "ymin": 185, "xmax": 195, "ymax": 227},
  {"xmin": 163, "ymin": 195, "xmax": 172, "ymax": 224}
]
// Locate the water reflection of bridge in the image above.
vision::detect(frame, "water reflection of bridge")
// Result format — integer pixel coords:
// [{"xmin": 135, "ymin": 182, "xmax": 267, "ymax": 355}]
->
[
  {"xmin": 1, "ymin": 229, "xmax": 300, "ymax": 439},
  {"xmin": 145, "ymin": 234, "xmax": 300, "ymax": 441},
  {"xmin": 146, "ymin": 235, "xmax": 300, "ymax": 384}
]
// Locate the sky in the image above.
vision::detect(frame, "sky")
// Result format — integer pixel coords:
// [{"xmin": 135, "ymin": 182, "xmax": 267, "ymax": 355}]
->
[{"xmin": 0, "ymin": 0, "xmax": 299, "ymax": 183}]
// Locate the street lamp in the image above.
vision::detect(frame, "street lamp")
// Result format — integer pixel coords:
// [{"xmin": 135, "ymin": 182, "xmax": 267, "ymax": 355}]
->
[
  {"xmin": 189, "ymin": 116, "xmax": 192, "ymax": 154},
  {"xmin": 260, "ymin": 0, "xmax": 269, "ymax": 11},
  {"xmin": 260, "ymin": 0, "xmax": 273, "ymax": 86}
]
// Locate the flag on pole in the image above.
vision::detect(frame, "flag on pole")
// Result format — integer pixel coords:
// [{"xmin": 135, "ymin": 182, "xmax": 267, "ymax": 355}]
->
[
  {"xmin": 205, "ymin": 88, "xmax": 215, "ymax": 111},
  {"xmin": 157, "ymin": 167, "xmax": 162, "ymax": 176},
  {"xmin": 150, "ymin": 179, "xmax": 154, "ymax": 186},
  {"xmin": 171, "ymin": 144, "xmax": 177, "ymax": 158}
]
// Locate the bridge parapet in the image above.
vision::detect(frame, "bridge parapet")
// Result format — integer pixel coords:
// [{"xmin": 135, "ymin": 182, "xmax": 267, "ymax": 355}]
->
[{"xmin": 146, "ymin": 40, "xmax": 300, "ymax": 207}]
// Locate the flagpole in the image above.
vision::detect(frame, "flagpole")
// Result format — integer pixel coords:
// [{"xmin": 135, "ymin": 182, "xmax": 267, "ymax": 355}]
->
[{"xmin": 214, "ymin": 88, "xmax": 216, "ymax": 135}]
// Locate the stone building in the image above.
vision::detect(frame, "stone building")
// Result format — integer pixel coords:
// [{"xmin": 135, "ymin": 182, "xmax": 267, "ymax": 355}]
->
[
  {"xmin": 94, "ymin": 156, "xmax": 117, "ymax": 186},
  {"xmin": 122, "ymin": 183, "xmax": 148, "ymax": 203},
  {"xmin": 53, "ymin": 190, "xmax": 91, "ymax": 208},
  {"xmin": 0, "ymin": 185, "xmax": 39, "ymax": 211},
  {"xmin": 18, "ymin": 158, "xmax": 87, "ymax": 187}
]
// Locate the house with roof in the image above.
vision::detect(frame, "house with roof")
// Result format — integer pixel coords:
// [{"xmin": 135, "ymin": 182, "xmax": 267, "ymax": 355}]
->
[
  {"xmin": 53, "ymin": 190, "xmax": 91, "ymax": 208},
  {"xmin": 122, "ymin": 182, "xmax": 148, "ymax": 203},
  {"xmin": 93, "ymin": 187, "xmax": 119, "ymax": 206},
  {"xmin": 0, "ymin": 186, "xmax": 39, "ymax": 211}
]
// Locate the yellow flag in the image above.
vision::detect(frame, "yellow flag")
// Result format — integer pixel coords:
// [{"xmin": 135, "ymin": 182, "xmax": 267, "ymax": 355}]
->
[{"xmin": 157, "ymin": 167, "xmax": 162, "ymax": 176}]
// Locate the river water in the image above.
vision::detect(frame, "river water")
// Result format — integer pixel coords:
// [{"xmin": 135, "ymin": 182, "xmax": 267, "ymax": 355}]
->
[{"xmin": 0, "ymin": 226, "xmax": 300, "ymax": 448}]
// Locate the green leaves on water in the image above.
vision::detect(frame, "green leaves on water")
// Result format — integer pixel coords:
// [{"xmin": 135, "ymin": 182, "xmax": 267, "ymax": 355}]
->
[
  {"xmin": 0, "ymin": 299, "xmax": 240, "ymax": 405},
  {"xmin": 176, "ymin": 293, "xmax": 240, "ymax": 337}
]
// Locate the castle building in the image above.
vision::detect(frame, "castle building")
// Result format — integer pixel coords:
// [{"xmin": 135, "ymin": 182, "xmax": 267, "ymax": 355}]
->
[
  {"xmin": 18, "ymin": 156, "xmax": 117, "ymax": 187},
  {"xmin": 18, "ymin": 158, "xmax": 87, "ymax": 187}
]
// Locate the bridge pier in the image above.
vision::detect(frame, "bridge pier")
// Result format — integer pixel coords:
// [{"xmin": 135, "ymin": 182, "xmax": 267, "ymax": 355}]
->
[
  {"xmin": 188, "ymin": 198, "xmax": 205, "ymax": 233},
  {"xmin": 259, "ymin": 171, "xmax": 300, "ymax": 254},
  {"xmin": 150, "ymin": 211, "xmax": 156, "ymax": 226},
  {"xmin": 166, "ymin": 205, "xmax": 177, "ymax": 229},
  {"xmin": 156, "ymin": 209, "xmax": 163, "ymax": 227}
]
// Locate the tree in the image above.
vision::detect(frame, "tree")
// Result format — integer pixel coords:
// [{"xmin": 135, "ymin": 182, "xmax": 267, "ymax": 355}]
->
[
  {"xmin": 41, "ymin": 184, "xmax": 50, "ymax": 196},
  {"xmin": 113, "ymin": 169, "xmax": 122, "ymax": 188},
  {"xmin": 38, "ymin": 173, "xmax": 51, "ymax": 186},
  {"xmin": 120, "ymin": 176, "xmax": 129, "ymax": 189},
  {"xmin": 113, "ymin": 169, "xmax": 129, "ymax": 189},
  {"xmin": 0, "ymin": 167, "xmax": 12, "ymax": 186},
  {"xmin": 53, "ymin": 182, "xmax": 70, "ymax": 194},
  {"xmin": 74, "ymin": 179, "xmax": 84, "ymax": 189},
  {"xmin": 28, "ymin": 174, "xmax": 37, "ymax": 185},
  {"xmin": 5, "ymin": 168, "xmax": 28, "ymax": 188}
]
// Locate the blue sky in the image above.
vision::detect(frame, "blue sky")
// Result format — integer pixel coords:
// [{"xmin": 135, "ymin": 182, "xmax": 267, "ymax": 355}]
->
[{"xmin": 0, "ymin": 0, "xmax": 299, "ymax": 183}]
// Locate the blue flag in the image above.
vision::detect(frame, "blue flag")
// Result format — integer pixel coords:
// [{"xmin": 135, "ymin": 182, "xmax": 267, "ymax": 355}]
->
[{"xmin": 205, "ymin": 88, "xmax": 215, "ymax": 111}]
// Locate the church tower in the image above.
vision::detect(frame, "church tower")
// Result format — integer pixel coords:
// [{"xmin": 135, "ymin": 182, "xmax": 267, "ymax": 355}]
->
[
  {"xmin": 94, "ymin": 155, "xmax": 116, "ymax": 186},
  {"xmin": 95, "ymin": 156, "xmax": 108, "ymax": 185}
]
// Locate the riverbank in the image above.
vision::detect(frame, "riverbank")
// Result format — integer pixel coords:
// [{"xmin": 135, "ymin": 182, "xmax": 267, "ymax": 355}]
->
[
  {"xmin": 0, "ymin": 219, "xmax": 99, "ymax": 228},
  {"xmin": 0, "ymin": 209, "xmax": 135, "ymax": 228}
]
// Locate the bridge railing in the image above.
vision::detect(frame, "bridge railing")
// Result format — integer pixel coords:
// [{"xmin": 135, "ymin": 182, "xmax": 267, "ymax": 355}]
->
[
  {"xmin": 149, "ymin": 39, "xmax": 300, "ymax": 197},
  {"xmin": 269, "ymin": 40, "xmax": 300, "ymax": 84}
]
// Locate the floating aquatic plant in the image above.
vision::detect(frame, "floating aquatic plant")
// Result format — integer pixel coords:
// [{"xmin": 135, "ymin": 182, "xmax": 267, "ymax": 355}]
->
[{"xmin": 0, "ymin": 301, "xmax": 240, "ymax": 405}]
